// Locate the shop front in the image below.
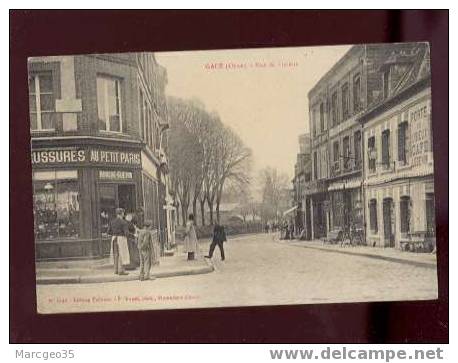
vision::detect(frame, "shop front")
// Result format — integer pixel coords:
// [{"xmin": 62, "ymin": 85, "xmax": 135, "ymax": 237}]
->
[
  {"xmin": 328, "ymin": 179, "xmax": 363, "ymax": 233},
  {"xmin": 31, "ymin": 143, "xmax": 143, "ymax": 260},
  {"xmin": 365, "ymin": 177, "xmax": 435, "ymax": 251}
]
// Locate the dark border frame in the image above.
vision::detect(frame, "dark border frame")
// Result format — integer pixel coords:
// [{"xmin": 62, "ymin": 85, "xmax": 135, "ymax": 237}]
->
[{"xmin": 10, "ymin": 10, "xmax": 448, "ymax": 343}]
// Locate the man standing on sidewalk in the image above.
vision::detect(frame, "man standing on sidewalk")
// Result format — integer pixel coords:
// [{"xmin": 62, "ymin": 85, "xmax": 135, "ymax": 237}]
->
[
  {"xmin": 205, "ymin": 222, "xmax": 227, "ymax": 261},
  {"xmin": 108, "ymin": 208, "xmax": 130, "ymax": 276}
]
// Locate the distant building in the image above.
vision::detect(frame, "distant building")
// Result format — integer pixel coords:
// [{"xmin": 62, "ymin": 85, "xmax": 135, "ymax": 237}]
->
[{"xmin": 290, "ymin": 133, "xmax": 312, "ymax": 238}]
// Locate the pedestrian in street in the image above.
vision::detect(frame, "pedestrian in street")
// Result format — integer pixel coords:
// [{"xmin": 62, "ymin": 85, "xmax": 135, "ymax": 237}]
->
[
  {"xmin": 137, "ymin": 219, "xmax": 155, "ymax": 281},
  {"xmin": 107, "ymin": 208, "xmax": 130, "ymax": 275},
  {"xmin": 205, "ymin": 222, "xmax": 227, "ymax": 261},
  {"xmin": 184, "ymin": 214, "xmax": 199, "ymax": 261}
]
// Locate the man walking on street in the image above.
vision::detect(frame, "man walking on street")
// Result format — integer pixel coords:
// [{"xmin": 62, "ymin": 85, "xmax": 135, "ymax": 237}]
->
[
  {"xmin": 108, "ymin": 208, "xmax": 130, "ymax": 275},
  {"xmin": 137, "ymin": 220, "xmax": 155, "ymax": 281},
  {"xmin": 205, "ymin": 222, "xmax": 227, "ymax": 261}
]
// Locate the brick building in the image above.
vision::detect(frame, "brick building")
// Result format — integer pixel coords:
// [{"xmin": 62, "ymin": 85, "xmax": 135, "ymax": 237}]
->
[{"xmin": 29, "ymin": 53, "xmax": 175, "ymax": 260}]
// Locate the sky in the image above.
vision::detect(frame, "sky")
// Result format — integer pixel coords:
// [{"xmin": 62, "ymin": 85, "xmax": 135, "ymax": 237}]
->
[{"xmin": 156, "ymin": 45, "xmax": 351, "ymax": 181}]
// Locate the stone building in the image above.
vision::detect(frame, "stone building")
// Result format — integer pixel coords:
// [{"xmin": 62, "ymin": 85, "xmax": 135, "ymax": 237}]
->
[
  {"xmin": 307, "ymin": 43, "xmax": 430, "ymax": 241},
  {"xmin": 359, "ymin": 43, "xmax": 434, "ymax": 251}
]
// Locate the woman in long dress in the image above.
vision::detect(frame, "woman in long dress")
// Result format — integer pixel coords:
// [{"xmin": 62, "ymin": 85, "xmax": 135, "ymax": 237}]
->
[{"xmin": 184, "ymin": 214, "xmax": 199, "ymax": 260}]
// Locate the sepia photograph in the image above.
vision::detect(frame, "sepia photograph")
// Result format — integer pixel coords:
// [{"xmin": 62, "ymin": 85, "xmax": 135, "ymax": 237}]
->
[{"xmin": 29, "ymin": 42, "xmax": 438, "ymax": 314}]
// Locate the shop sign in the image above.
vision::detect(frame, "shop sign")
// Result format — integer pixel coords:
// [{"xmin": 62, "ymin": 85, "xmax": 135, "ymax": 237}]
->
[
  {"xmin": 409, "ymin": 101, "xmax": 431, "ymax": 167},
  {"xmin": 89, "ymin": 149, "xmax": 141, "ymax": 166},
  {"xmin": 99, "ymin": 170, "xmax": 133, "ymax": 180},
  {"xmin": 32, "ymin": 147, "xmax": 142, "ymax": 167},
  {"xmin": 31, "ymin": 149, "xmax": 85, "ymax": 165}
]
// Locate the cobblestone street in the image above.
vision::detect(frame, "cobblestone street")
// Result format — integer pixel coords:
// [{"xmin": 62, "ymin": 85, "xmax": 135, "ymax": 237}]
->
[{"xmin": 36, "ymin": 233, "xmax": 438, "ymax": 314}]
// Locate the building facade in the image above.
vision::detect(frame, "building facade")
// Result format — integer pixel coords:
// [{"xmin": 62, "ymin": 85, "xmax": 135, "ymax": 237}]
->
[
  {"xmin": 291, "ymin": 134, "xmax": 312, "ymax": 238},
  {"xmin": 307, "ymin": 43, "xmax": 430, "ymax": 241},
  {"xmin": 29, "ymin": 53, "xmax": 175, "ymax": 260},
  {"xmin": 360, "ymin": 43, "xmax": 434, "ymax": 251}
]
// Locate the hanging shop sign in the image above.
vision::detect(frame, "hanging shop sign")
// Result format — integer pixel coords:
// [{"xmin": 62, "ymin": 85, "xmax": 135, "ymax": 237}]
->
[
  {"xmin": 99, "ymin": 170, "xmax": 133, "ymax": 180},
  {"xmin": 32, "ymin": 147, "xmax": 142, "ymax": 167}
]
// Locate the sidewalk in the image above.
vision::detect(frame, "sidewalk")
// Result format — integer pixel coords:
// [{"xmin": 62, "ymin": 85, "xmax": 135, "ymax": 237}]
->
[
  {"xmin": 36, "ymin": 247, "xmax": 214, "ymax": 285},
  {"xmin": 275, "ymin": 237, "xmax": 437, "ymax": 269}
]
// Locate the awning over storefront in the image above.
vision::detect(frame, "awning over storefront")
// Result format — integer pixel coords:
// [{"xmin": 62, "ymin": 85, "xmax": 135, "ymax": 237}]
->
[
  {"xmin": 283, "ymin": 205, "xmax": 298, "ymax": 216},
  {"xmin": 328, "ymin": 178, "xmax": 362, "ymax": 191}
]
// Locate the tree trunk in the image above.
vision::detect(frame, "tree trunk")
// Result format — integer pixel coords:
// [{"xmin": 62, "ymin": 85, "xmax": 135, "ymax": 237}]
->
[
  {"xmin": 207, "ymin": 199, "xmax": 214, "ymax": 225},
  {"xmin": 192, "ymin": 198, "xmax": 197, "ymax": 223},
  {"xmin": 200, "ymin": 200, "xmax": 206, "ymax": 226},
  {"xmin": 181, "ymin": 203, "xmax": 189, "ymax": 227}
]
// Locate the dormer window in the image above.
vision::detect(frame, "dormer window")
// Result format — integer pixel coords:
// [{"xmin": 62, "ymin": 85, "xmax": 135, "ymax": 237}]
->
[{"xmin": 383, "ymin": 68, "xmax": 390, "ymax": 99}]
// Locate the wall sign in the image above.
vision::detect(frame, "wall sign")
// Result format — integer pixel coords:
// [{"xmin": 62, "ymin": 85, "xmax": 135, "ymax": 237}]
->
[
  {"xmin": 409, "ymin": 101, "xmax": 431, "ymax": 167},
  {"xmin": 32, "ymin": 147, "xmax": 142, "ymax": 167}
]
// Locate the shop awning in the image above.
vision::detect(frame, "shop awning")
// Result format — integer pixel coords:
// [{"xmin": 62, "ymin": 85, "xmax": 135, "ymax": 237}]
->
[{"xmin": 283, "ymin": 205, "xmax": 298, "ymax": 216}]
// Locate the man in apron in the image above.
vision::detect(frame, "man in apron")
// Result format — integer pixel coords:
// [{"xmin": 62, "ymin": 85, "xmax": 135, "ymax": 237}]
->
[{"xmin": 108, "ymin": 208, "xmax": 130, "ymax": 275}]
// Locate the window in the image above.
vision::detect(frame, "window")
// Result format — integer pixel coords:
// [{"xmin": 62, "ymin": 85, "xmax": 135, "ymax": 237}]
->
[
  {"xmin": 333, "ymin": 141, "xmax": 340, "ymax": 173},
  {"xmin": 97, "ymin": 76, "xmax": 122, "ymax": 132},
  {"xmin": 331, "ymin": 91, "xmax": 338, "ymax": 127},
  {"xmin": 29, "ymin": 72, "xmax": 56, "ymax": 130},
  {"xmin": 369, "ymin": 199, "xmax": 378, "ymax": 232},
  {"xmin": 313, "ymin": 152, "xmax": 318, "ymax": 180},
  {"xmin": 400, "ymin": 196, "xmax": 411, "ymax": 234},
  {"xmin": 343, "ymin": 136, "xmax": 350, "ymax": 170},
  {"xmin": 354, "ymin": 131, "xmax": 362, "ymax": 169},
  {"xmin": 33, "ymin": 170, "xmax": 80, "ymax": 240},
  {"xmin": 353, "ymin": 74, "xmax": 362, "ymax": 112},
  {"xmin": 383, "ymin": 69, "xmax": 390, "ymax": 98},
  {"xmin": 368, "ymin": 136, "xmax": 376, "ymax": 172},
  {"xmin": 398, "ymin": 121, "xmax": 409, "ymax": 164},
  {"xmin": 426, "ymin": 193, "xmax": 436, "ymax": 237},
  {"xmin": 382, "ymin": 129, "xmax": 391, "ymax": 168},
  {"xmin": 320, "ymin": 103, "xmax": 325, "ymax": 132},
  {"xmin": 139, "ymin": 89, "xmax": 145, "ymax": 140},
  {"xmin": 342, "ymin": 83, "xmax": 349, "ymax": 120}
]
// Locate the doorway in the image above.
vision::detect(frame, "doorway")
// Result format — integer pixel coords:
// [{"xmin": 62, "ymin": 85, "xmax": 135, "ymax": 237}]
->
[
  {"xmin": 383, "ymin": 198, "xmax": 395, "ymax": 247},
  {"xmin": 99, "ymin": 183, "xmax": 136, "ymax": 237}
]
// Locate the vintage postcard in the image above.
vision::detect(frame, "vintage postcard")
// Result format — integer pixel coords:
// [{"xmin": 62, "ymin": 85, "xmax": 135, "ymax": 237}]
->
[{"xmin": 31, "ymin": 43, "xmax": 437, "ymax": 314}]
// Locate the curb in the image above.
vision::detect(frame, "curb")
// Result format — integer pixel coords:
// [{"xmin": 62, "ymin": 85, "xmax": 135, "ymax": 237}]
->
[
  {"xmin": 37, "ymin": 261, "xmax": 214, "ymax": 285},
  {"xmin": 276, "ymin": 240, "xmax": 437, "ymax": 269}
]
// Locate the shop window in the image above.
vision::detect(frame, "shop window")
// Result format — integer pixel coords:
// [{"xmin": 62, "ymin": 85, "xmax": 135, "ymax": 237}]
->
[
  {"xmin": 29, "ymin": 72, "xmax": 56, "ymax": 131},
  {"xmin": 400, "ymin": 196, "xmax": 411, "ymax": 234},
  {"xmin": 33, "ymin": 170, "xmax": 80, "ymax": 240},
  {"xmin": 97, "ymin": 76, "xmax": 123, "ymax": 133},
  {"xmin": 331, "ymin": 91, "xmax": 338, "ymax": 127},
  {"xmin": 353, "ymin": 74, "xmax": 362, "ymax": 112},
  {"xmin": 382, "ymin": 129, "xmax": 391, "ymax": 169},
  {"xmin": 369, "ymin": 199, "xmax": 378, "ymax": 233},
  {"xmin": 426, "ymin": 193, "xmax": 436, "ymax": 238},
  {"xmin": 368, "ymin": 136, "xmax": 377, "ymax": 172},
  {"xmin": 354, "ymin": 131, "xmax": 362, "ymax": 169},
  {"xmin": 342, "ymin": 83, "xmax": 349, "ymax": 120},
  {"xmin": 398, "ymin": 121, "xmax": 409, "ymax": 164},
  {"xmin": 343, "ymin": 136, "xmax": 351, "ymax": 170}
]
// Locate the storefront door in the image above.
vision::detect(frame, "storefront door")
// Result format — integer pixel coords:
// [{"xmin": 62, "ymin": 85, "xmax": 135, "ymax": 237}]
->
[
  {"xmin": 99, "ymin": 183, "xmax": 136, "ymax": 238},
  {"xmin": 383, "ymin": 198, "xmax": 395, "ymax": 247}
]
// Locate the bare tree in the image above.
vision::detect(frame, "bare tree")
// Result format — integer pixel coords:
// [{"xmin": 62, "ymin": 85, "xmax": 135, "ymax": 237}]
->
[{"xmin": 259, "ymin": 167, "xmax": 290, "ymax": 222}]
